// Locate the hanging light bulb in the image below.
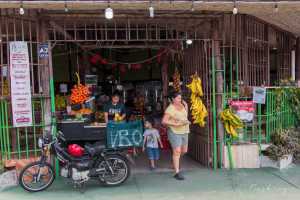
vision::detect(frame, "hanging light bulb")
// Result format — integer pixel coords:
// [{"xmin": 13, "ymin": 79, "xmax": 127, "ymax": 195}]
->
[
  {"xmin": 232, "ymin": 0, "xmax": 238, "ymax": 15},
  {"xmin": 274, "ymin": 3, "xmax": 279, "ymax": 13},
  {"xmin": 64, "ymin": 1, "xmax": 69, "ymax": 12},
  {"xmin": 19, "ymin": 1, "xmax": 25, "ymax": 15},
  {"xmin": 105, "ymin": 6, "xmax": 113, "ymax": 19},
  {"xmin": 232, "ymin": 6, "xmax": 238, "ymax": 15},
  {"xmin": 191, "ymin": 0, "xmax": 195, "ymax": 12},
  {"xmin": 186, "ymin": 39, "xmax": 193, "ymax": 45},
  {"xmin": 149, "ymin": 6, "xmax": 154, "ymax": 18},
  {"xmin": 149, "ymin": 0, "xmax": 154, "ymax": 18},
  {"xmin": 105, "ymin": 0, "xmax": 113, "ymax": 20}
]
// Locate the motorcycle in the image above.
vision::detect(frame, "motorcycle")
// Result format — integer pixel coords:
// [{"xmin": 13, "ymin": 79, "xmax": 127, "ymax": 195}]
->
[{"xmin": 19, "ymin": 131, "xmax": 131, "ymax": 192}]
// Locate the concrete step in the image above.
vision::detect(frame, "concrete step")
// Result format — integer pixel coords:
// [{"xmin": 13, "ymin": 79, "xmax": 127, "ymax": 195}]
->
[{"xmin": 260, "ymin": 143, "xmax": 271, "ymax": 151}]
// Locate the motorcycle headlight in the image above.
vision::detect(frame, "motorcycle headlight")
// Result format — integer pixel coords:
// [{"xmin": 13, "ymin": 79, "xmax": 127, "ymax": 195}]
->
[{"xmin": 38, "ymin": 137, "xmax": 44, "ymax": 148}]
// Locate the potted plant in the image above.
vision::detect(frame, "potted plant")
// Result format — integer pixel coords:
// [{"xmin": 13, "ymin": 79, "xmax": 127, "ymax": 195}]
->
[{"xmin": 262, "ymin": 128, "xmax": 300, "ymax": 169}]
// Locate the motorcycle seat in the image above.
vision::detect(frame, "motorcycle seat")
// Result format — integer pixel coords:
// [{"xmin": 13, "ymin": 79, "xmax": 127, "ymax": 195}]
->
[{"xmin": 84, "ymin": 143, "xmax": 106, "ymax": 157}]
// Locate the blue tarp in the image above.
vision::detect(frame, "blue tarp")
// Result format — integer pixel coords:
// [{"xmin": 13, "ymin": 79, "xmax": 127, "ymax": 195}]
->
[{"xmin": 106, "ymin": 121, "xmax": 143, "ymax": 148}]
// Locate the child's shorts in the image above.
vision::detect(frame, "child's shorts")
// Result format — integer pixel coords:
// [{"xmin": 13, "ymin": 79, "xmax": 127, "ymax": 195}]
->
[{"xmin": 147, "ymin": 148, "xmax": 160, "ymax": 160}]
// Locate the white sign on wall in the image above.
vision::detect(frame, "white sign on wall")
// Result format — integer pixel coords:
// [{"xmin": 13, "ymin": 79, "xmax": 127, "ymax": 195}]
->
[
  {"xmin": 253, "ymin": 87, "xmax": 266, "ymax": 104},
  {"xmin": 10, "ymin": 42, "xmax": 33, "ymax": 127}
]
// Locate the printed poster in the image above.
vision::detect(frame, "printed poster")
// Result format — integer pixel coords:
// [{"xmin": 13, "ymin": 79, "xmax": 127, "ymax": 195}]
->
[
  {"xmin": 10, "ymin": 42, "xmax": 32, "ymax": 127},
  {"xmin": 253, "ymin": 87, "xmax": 266, "ymax": 104},
  {"xmin": 229, "ymin": 100, "xmax": 255, "ymax": 122}
]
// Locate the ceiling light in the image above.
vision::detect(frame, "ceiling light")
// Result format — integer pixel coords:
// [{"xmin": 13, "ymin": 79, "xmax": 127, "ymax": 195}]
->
[
  {"xmin": 149, "ymin": 6, "xmax": 154, "ymax": 18},
  {"xmin": 191, "ymin": 0, "xmax": 195, "ymax": 12},
  {"xmin": 233, "ymin": 6, "xmax": 238, "ymax": 15},
  {"xmin": 274, "ymin": 3, "xmax": 279, "ymax": 13},
  {"xmin": 19, "ymin": 5, "xmax": 25, "ymax": 15},
  {"xmin": 105, "ymin": 6, "xmax": 113, "ymax": 19},
  {"xmin": 233, "ymin": 1, "xmax": 238, "ymax": 15},
  {"xmin": 64, "ymin": 4, "xmax": 69, "ymax": 12},
  {"xmin": 186, "ymin": 39, "xmax": 193, "ymax": 45}
]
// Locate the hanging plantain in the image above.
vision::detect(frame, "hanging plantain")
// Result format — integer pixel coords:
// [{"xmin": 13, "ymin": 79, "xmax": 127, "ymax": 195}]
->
[
  {"xmin": 186, "ymin": 73, "xmax": 207, "ymax": 127},
  {"xmin": 172, "ymin": 67, "xmax": 181, "ymax": 92},
  {"xmin": 219, "ymin": 108, "xmax": 243, "ymax": 138}
]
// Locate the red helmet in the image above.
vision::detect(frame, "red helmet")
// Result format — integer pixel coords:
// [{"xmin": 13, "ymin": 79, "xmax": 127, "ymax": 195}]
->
[{"xmin": 67, "ymin": 144, "xmax": 84, "ymax": 157}]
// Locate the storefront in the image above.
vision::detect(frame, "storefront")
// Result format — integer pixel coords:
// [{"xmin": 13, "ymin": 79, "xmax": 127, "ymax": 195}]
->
[{"xmin": 0, "ymin": 1, "xmax": 299, "ymax": 170}]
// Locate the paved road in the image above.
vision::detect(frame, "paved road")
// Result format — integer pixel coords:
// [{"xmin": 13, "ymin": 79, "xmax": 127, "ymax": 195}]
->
[{"xmin": 1, "ymin": 165, "xmax": 300, "ymax": 200}]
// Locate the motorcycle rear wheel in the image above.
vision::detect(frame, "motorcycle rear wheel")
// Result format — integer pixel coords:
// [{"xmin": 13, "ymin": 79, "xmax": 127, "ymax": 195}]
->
[
  {"xmin": 19, "ymin": 161, "xmax": 55, "ymax": 192},
  {"xmin": 97, "ymin": 155, "xmax": 130, "ymax": 186}
]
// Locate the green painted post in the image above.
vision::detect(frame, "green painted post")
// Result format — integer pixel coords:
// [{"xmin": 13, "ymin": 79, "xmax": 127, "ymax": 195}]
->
[
  {"xmin": 266, "ymin": 91, "xmax": 270, "ymax": 143},
  {"xmin": 32, "ymin": 101, "xmax": 37, "ymax": 157},
  {"xmin": 17, "ymin": 128, "xmax": 21, "ymax": 159},
  {"xmin": 1, "ymin": 101, "xmax": 6, "ymax": 159},
  {"xmin": 212, "ymin": 45, "xmax": 218, "ymax": 170},
  {"xmin": 258, "ymin": 104, "xmax": 262, "ymax": 153},
  {"xmin": 227, "ymin": 141, "xmax": 234, "ymax": 169},
  {"xmin": 0, "ymin": 101, "xmax": 4, "ymax": 159},
  {"xmin": 4, "ymin": 100, "xmax": 10, "ymax": 159},
  {"xmin": 25, "ymin": 127, "xmax": 29, "ymax": 158},
  {"xmin": 50, "ymin": 77, "xmax": 59, "ymax": 175}
]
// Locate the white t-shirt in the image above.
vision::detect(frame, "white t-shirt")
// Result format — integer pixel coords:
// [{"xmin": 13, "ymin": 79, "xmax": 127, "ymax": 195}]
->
[{"xmin": 143, "ymin": 129, "xmax": 160, "ymax": 148}]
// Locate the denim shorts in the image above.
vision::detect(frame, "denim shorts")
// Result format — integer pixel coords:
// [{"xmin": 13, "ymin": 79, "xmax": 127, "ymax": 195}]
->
[
  {"xmin": 167, "ymin": 129, "xmax": 189, "ymax": 149},
  {"xmin": 147, "ymin": 148, "xmax": 160, "ymax": 160}
]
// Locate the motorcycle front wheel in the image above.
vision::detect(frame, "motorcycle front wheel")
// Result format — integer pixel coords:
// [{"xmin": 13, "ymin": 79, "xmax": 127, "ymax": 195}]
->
[
  {"xmin": 19, "ymin": 161, "xmax": 55, "ymax": 192},
  {"xmin": 97, "ymin": 154, "xmax": 130, "ymax": 186}
]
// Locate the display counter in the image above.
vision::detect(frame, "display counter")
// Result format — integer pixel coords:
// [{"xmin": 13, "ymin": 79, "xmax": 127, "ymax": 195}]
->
[{"xmin": 57, "ymin": 120, "xmax": 106, "ymax": 142}]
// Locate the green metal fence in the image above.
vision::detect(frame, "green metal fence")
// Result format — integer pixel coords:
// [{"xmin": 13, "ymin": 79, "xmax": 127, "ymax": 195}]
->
[
  {"xmin": 0, "ymin": 97, "xmax": 46, "ymax": 161},
  {"xmin": 223, "ymin": 88, "xmax": 297, "ymax": 146}
]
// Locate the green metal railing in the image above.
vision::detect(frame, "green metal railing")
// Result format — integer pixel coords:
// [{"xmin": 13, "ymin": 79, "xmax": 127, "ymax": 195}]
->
[
  {"xmin": 232, "ymin": 88, "xmax": 296, "ymax": 145},
  {"xmin": 221, "ymin": 88, "xmax": 297, "ymax": 169},
  {"xmin": 0, "ymin": 97, "xmax": 46, "ymax": 161}
]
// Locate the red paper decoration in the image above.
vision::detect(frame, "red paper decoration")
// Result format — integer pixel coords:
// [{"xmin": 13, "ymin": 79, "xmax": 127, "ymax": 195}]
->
[
  {"xmin": 90, "ymin": 54, "xmax": 101, "ymax": 65},
  {"xmin": 131, "ymin": 63, "xmax": 142, "ymax": 70},
  {"xmin": 111, "ymin": 63, "xmax": 117, "ymax": 70},
  {"xmin": 100, "ymin": 58, "xmax": 108, "ymax": 65},
  {"xmin": 119, "ymin": 64, "xmax": 127, "ymax": 74},
  {"xmin": 157, "ymin": 48, "xmax": 165, "ymax": 64}
]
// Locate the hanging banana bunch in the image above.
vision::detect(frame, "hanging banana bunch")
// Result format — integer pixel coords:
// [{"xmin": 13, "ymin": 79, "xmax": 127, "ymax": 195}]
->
[
  {"xmin": 186, "ymin": 74, "xmax": 204, "ymax": 97},
  {"xmin": 219, "ymin": 108, "xmax": 243, "ymax": 138},
  {"xmin": 172, "ymin": 67, "xmax": 181, "ymax": 92},
  {"xmin": 186, "ymin": 73, "xmax": 207, "ymax": 127}
]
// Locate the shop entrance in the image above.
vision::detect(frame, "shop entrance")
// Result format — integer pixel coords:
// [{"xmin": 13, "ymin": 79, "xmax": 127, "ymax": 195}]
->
[
  {"xmin": 0, "ymin": 13, "xmax": 216, "ymax": 169},
  {"xmin": 51, "ymin": 41, "xmax": 205, "ymax": 172}
]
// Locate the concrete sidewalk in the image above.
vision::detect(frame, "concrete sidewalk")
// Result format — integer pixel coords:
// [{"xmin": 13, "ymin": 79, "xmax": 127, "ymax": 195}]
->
[{"xmin": 1, "ymin": 165, "xmax": 300, "ymax": 200}]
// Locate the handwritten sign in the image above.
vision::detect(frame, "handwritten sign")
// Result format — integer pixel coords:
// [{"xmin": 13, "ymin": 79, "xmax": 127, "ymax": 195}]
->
[
  {"xmin": 10, "ymin": 42, "xmax": 33, "ymax": 127},
  {"xmin": 253, "ymin": 87, "xmax": 266, "ymax": 104},
  {"xmin": 0, "ymin": 170, "xmax": 18, "ymax": 191},
  {"xmin": 106, "ymin": 121, "xmax": 143, "ymax": 148}
]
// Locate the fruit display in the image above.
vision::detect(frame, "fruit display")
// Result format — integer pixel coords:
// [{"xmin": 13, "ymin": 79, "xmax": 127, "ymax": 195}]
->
[
  {"xmin": 95, "ymin": 112, "xmax": 105, "ymax": 122},
  {"xmin": 70, "ymin": 108, "xmax": 92, "ymax": 116},
  {"xmin": 219, "ymin": 108, "xmax": 243, "ymax": 138},
  {"xmin": 134, "ymin": 95, "xmax": 145, "ymax": 114},
  {"xmin": 186, "ymin": 74, "xmax": 203, "ymax": 96},
  {"xmin": 55, "ymin": 95, "xmax": 67, "ymax": 110},
  {"xmin": 172, "ymin": 67, "xmax": 181, "ymax": 92},
  {"xmin": 70, "ymin": 73, "xmax": 90, "ymax": 105},
  {"xmin": 114, "ymin": 113, "xmax": 124, "ymax": 122},
  {"xmin": 2, "ymin": 79, "xmax": 9, "ymax": 96},
  {"xmin": 186, "ymin": 73, "xmax": 207, "ymax": 127}
]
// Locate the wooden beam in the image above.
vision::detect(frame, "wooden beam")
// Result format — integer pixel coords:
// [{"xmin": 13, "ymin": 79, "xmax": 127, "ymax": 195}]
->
[{"xmin": 49, "ymin": 21, "xmax": 75, "ymax": 41}]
